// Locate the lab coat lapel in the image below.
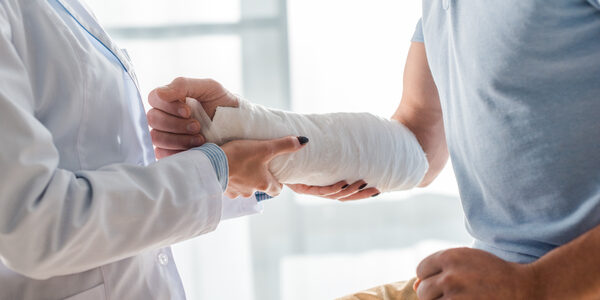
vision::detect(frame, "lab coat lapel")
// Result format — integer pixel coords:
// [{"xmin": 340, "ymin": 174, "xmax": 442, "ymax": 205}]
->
[{"xmin": 55, "ymin": 0, "xmax": 141, "ymax": 90}]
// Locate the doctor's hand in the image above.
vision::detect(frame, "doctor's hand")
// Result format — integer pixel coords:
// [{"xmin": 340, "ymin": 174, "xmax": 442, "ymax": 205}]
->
[
  {"xmin": 413, "ymin": 247, "xmax": 537, "ymax": 300},
  {"xmin": 287, "ymin": 181, "xmax": 380, "ymax": 201},
  {"xmin": 147, "ymin": 77, "xmax": 239, "ymax": 159},
  {"xmin": 222, "ymin": 136, "xmax": 308, "ymax": 198}
]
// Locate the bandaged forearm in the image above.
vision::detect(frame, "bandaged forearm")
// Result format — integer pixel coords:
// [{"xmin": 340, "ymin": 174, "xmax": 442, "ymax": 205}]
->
[{"xmin": 187, "ymin": 98, "xmax": 429, "ymax": 192}]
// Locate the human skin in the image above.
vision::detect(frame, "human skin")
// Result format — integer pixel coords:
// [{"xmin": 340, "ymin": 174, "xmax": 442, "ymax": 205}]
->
[
  {"xmin": 147, "ymin": 42, "xmax": 600, "ymax": 298},
  {"xmin": 403, "ymin": 42, "xmax": 600, "ymax": 300},
  {"xmin": 147, "ymin": 79, "xmax": 308, "ymax": 198},
  {"xmin": 220, "ymin": 136, "xmax": 308, "ymax": 198},
  {"xmin": 147, "ymin": 78, "xmax": 380, "ymax": 201}
]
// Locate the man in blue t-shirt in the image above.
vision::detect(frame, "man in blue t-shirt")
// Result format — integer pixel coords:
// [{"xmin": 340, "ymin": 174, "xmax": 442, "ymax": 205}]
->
[{"xmin": 148, "ymin": 0, "xmax": 600, "ymax": 299}]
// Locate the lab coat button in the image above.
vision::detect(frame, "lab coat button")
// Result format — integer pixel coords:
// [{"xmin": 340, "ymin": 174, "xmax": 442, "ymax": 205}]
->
[{"xmin": 158, "ymin": 253, "xmax": 169, "ymax": 265}]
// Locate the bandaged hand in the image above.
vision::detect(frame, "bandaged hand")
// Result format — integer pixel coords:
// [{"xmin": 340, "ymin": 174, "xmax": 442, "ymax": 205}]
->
[
  {"xmin": 187, "ymin": 96, "xmax": 429, "ymax": 193},
  {"xmin": 149, "ymin": 77, "xmax": 429, "ymax": 194},
  {"xmin": 147, "ymin": 77, "xmax": 373, "ymax": 200}
]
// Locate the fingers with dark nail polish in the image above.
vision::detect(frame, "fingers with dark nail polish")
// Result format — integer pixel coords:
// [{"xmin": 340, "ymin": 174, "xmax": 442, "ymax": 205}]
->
[
  {"xmin": 297, "ymin": 136, "xmax": 309, "ymax": 145},
  {"xmin": 341, "ymin": 184, "xmax": 349, "ymax": 189},
  {"xmin": 371, "ymin": 193, "xmax": 380, "ymax": 197},
  {"xmin": 359, "ymin": 183, "xmax": 368, "ymax": 190}
]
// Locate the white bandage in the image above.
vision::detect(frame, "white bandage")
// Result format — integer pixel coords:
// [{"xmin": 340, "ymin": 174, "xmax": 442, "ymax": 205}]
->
[{"xmin": 187, "ymin": 98, "xmax": 428, "ymax": 192}]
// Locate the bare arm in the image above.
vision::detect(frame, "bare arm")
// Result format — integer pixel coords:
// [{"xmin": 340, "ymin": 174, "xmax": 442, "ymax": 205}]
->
[
  {"xmin": 530, "ymin": 224, "xmax": 600, "ymax": 299},
  {"xmin": 414, "ymin": 220, "xmax": 600, "ymax": 299},
  {"xmin": 147, "ymin": 43, "xmax": 445, "ymax": 194},
  {"xmin": 392, "ymin": 42, "xmax": 448, "ymax": 187}
]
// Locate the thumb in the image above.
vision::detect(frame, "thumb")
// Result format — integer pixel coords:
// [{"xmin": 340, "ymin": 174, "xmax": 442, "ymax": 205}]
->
[
  {"xmin": 154, "ymin": 77, "xmax": 225, "ymax": 103},
  {"xmin": 265, "ymin": 136, "xmax": 309, "ymax": 160}
]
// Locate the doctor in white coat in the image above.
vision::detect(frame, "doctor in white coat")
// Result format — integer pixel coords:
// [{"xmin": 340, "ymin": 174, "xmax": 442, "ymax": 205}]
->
[{"xmin": 0, "ymin": 0, "xmax": 313, "ymax": 299}]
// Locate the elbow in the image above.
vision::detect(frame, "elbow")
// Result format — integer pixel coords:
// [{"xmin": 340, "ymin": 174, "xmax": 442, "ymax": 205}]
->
[
  {"xmin": 416, "ymin": 153, "xmax": 447, "ymax": 188},
  {"xmin": 417, "ymin": 175, "xmax": 435, "ymax": 188},
  {"xmin": 416, "ymin": 164, "xmax": 436, "ymax": 188}
]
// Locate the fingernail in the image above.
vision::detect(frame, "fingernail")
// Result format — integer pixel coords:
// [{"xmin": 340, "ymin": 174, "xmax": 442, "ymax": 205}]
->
[
  {"xmin": 187, "ymin": 122, "xmax": 200, "ymax": 132},
  {"xmin": 341, "ymin": 184, "xmax": 349, "ymax": 189},
  {"xmin": 371, "ymin": 193, "xmax": 380, "ymax": 198},
  {"xmin": 178, "ymin": 108, "xmax": 189, "ymax": 118},
  {"xmin": 297, "ymin": 136, "xmax": 309, "ymax": 145},
  {"xmin": 359, "ymin": 183, "xmax": 367, "ymax": 190},
  {"xmin": 190, "ymin": 136, "xmax": 204, "ymax": 146}
]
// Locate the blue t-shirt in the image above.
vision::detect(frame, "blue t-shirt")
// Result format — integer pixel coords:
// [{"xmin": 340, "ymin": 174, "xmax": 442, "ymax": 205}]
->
[{"xmin": 414, "ymin": 0, "xmax": 600, "ymax": 263}]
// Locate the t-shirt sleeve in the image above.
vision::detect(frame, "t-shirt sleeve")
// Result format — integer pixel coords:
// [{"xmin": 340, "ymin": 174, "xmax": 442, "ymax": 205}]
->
[
  {"xmin": 411, "ymin": 18, "xmax": 424, "ymax": 43},
  {"xmin": 587, "ymin": 0, "xmax": 600, "ymax": 10}
]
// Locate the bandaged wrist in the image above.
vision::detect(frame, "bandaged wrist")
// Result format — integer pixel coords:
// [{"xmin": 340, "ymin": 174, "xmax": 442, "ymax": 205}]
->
[{"xmin": 187, "ymin": 98, "xmax": 429, "ymax": 193}]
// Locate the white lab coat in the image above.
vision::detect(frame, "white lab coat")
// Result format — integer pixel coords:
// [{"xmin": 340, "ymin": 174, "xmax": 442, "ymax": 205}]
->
[{"xmin": 0, "ymin": 0, "xmax": 259, "ymax": 299}]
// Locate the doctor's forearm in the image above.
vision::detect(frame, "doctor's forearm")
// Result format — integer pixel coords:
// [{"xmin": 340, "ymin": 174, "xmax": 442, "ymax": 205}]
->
[{"xmin": 0, "ymin": 150, "xmax": 223, "ymax": 280}]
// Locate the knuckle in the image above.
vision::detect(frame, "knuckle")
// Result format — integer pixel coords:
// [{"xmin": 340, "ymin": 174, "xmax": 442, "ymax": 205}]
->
[
  {"xmin": 257, "ymin": 183, "xmax": 269, "ymax": 191},
  {"xmin": 439, "ymin": 250, "xmax": 456, "ymax": 264},
  {"xmin": 146, "ymin": 109, "xmax": 159, "ymax": 125},
  {"xmin": 189, "ymin": 135, "xmax": 204, "ymax": 146},
  {"xmin": 416, "ymin": 266, "xmax": 426, "ymax": 278},
  {"xmin": 259, "ymin": 143, "xmax": 273, "ymax": 156},
  {"xmin": 286, "ymin": 136, "xmax": 299, "ymax": 148},
  {"xmin": 439, "ymin": 272, "xmax": 457, "ymax": 286},
  {"xmin": 154, "ymin": 148, "xmax": 162, "ymax": 158},
  {"xmin": 147, "ymin": 91, "xmax": 159, "ymax": 106},
  {"xmin": 150, "ymin": 129, "xmax": 160, "ymax": 141},
  {"xmin": 171, "ymin": 77, "xmax": 187, "ymax": 95},
  {"xmin": 172, "ymin": 76, "xmax": 187, "ymax": 86},
  {"xmin": 206, "ymin": 78, "xmax": 221, "ymax": 89}
]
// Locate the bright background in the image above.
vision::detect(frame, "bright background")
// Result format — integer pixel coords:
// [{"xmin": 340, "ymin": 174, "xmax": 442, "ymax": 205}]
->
[{"xmin": 84, "ymin": 0, "xmax": 472, "ymax": 299}]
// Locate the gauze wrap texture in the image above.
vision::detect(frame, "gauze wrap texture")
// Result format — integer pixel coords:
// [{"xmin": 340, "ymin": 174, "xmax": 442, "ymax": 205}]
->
[{"xmin": 187, "ymin": 98, "xmax": 429, "ymax": 192}]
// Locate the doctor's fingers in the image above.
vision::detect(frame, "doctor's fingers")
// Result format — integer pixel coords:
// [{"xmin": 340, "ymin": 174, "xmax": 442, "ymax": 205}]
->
[
  {"xmin": 148, "ymin": 90, "xmax": 192, "ymax": 118},
  {"xmin": 150, "ymin": 129, "xmax": 205, "ymax": 150},
  {"xmin": 147, "ymin": 108, "xmax": 201, "ymax": 134},
  {"xmin": 154, "ymin": 147, "xmax": 183, "ymax": 159},
  {"xmin": 323, "ymin": 180, "xmax": 367, "ymax": 200},
  {"xmin": 225, "ymin": 187, "xmax": 253, "ymax": 199},
  {"xmin": 286, "ymin": 181, "xmax": 349, "ymax": 196},
  {"xmin": 338, "ymin": 187, "xmax": 380, "ymax": 201},
  {"xmin": 157, "ymin": 77, "xmax": 227, "ymax": 103}
]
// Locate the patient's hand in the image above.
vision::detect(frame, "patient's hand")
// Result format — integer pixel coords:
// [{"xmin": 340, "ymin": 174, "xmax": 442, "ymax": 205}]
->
[{"xmin": 147, "ymin": 77, "xmax": 238, "ymax": 158}]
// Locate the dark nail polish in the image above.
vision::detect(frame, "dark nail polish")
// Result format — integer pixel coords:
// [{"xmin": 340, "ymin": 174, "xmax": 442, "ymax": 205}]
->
[
  {"xmin": 371, "ymin": 193, "xmax": 380, "ymax": 198},
  {"xmin": 297, "ymin": 136, "xmax": 309, "ymax": 145},
  {"xmin": 359, "ymin": 183, "xmax": 367, "ymax": 190},
  {"xmin": 341, "ymin": 184, "xmax": 349, "ymax": 189}
]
